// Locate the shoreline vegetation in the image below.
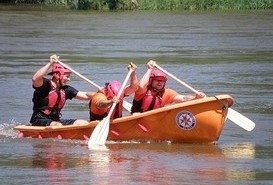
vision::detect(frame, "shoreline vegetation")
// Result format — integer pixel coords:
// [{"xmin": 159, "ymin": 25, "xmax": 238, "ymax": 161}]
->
[{"xmin": 0, "ymin": 0, "xmax": 273, "ymax": 11}]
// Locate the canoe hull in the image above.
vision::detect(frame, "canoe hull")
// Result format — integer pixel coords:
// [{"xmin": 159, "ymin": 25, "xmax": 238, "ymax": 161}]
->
[{"xmin": 14, "ymin": 95, "xmax": 234, "ymax": 144}]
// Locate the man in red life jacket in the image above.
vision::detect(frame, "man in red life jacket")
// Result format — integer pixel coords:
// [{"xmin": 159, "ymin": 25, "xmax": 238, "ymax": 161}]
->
[
  {"xmin": 131, "ymin": 60, "xmax": 206, "ymax": 113},
  {"xmin": 30, "ymin": 54, "xmax": 95, "ymax": 126},
  {"xmin": 89, "ymin": 63, "xmax": 138, "ymax": 121}
]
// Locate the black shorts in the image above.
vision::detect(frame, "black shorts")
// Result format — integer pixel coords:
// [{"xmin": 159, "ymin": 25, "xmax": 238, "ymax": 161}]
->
[{"xmin": 30, "ymin": 112, "xmax": 76, "ymax": 126}]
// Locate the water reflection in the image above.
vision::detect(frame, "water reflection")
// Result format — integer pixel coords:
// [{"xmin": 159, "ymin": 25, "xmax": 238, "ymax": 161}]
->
[
  {"xmin": 106, "ymin": 143, "xmax": 227, "ymax": 184},
  {"xmin": 1, "ymin": 138, "xmax": 271, "ymax": 184},
  {"xmin": 221, "ymin": 142, "xmax": 255, "ymax": 159},
  {"xmin": 221, "ymin": 143, "xmax": 256, "ymax": 181},
  {"xmin": 32, "ymin": 144, "xmax": 69, "ymax": 169}
]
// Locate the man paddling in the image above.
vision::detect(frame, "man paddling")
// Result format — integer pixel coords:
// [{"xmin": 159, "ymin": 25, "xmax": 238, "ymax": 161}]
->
[
  {"xmin": 30, "ymin": 54, "xmax": 95, "ymax": 126},
  {"xmin": 131, "ymin": 60, "xmax": 206, "ymax": 113},
  {"xmin": 89, "ymin": 63, "xmax": 138, "ymax": 121}
]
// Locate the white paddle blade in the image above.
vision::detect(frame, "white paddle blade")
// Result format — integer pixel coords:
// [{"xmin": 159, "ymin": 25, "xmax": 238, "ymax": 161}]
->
[
  {"xmin": 88, "ymin": 69, "xmax": 133, "ymax": 147},
  {"xmin": 88, "ymin": 118, "xmax": 110, "ymax": 147},
  {"xmin": 227, "ymin": 108, "xmax": 256, "ymax": 131},
  {"xmin": 123, "ymin": 101, "xmax": 132, "ymax": 112},
  {"xmin": 88, "ymin": 144, "xmax": 109, "ymax": 151}
]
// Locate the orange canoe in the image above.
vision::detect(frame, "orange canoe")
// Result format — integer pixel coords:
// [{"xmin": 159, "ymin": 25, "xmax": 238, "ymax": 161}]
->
[{"xmin": 14, "ymin": 94, "xmax": 234, "ymax": 144}]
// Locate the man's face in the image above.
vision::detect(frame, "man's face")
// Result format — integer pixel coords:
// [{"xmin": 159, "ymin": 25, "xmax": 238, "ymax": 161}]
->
[
  {"xmin": 151, "ymin": 79, "xmax": 166, "ymax": 91},
  {"xmin": 60, "ymin": 73, "xmax": 71, "ymax": 86}
]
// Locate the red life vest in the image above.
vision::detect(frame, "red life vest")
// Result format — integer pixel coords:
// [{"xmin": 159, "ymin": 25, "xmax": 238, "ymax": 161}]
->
[
  {"xmin": 141, "ymin": 89, "xmax": 162, "ymax": 112},
  {"xmin": 131, "ymin": 87, "xmax": 163, "ymax": 113},
  {"xmin": 43, "ymin": 84, "xmax": 66, "ymax": 116}
]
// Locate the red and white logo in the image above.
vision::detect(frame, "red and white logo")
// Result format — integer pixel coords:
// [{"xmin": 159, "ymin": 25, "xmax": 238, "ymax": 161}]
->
[{"xmin": 176, "ymin": 111, "xmax": 196, "ymax": 130}]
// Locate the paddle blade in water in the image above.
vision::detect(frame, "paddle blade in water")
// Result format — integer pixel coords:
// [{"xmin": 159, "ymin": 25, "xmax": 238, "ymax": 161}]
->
[
  {"xmin": 227, "ymin": 108, "xmax": 255, "ymax": 131},
  {"xmin": 88, "ymin": 117, "xmax": 110, "ymax": 147}
]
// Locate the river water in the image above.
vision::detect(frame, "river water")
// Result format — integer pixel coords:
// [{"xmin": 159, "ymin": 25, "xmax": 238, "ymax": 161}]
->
[{"xmin": 0, "ymin": 5, "xmax": 273, "ymax": 184}]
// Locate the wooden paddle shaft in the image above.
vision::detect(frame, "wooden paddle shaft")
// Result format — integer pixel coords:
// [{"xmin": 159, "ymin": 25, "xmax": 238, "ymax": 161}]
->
[
  {"xmin": 154, "ymin": 64, "xmax": 199, "ymax": 94},
  {"xmin": 108, "ymin": 68, "xmax": 133, "ymax": 115},
  {"xmin": 57, "ymin": 60, "xmax": 133, "ymax": 112},
  {"xmin": 57, "ymin": 60, "xmax": 101, "ymax": 89}
]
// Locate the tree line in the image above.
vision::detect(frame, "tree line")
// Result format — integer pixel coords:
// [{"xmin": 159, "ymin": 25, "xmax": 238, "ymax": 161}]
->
[{"xmin": 1, "ymin": 0, "xmax": 273, "ymax": 10}]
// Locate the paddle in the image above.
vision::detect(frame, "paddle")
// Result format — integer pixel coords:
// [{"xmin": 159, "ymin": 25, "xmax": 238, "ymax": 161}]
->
[
  {"xmin": 56, "ymin": 60, "xmax": 132, "ymax": 112},
  {"xmin": 57, "ymin": 60, "xmax": 101, "ymax": 89},
  {"xmin": 88, "ymin": 68, "xmax": 133, "ymax": 146},
  {"xmin": 154, "ymin": 63, "xmax": 256, "ymax": 132}
]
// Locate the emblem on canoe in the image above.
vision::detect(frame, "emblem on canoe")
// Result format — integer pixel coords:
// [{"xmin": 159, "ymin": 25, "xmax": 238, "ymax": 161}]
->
[{"xmin": 176, "ymin": 111, "xmax": 196, "ymax": 130}]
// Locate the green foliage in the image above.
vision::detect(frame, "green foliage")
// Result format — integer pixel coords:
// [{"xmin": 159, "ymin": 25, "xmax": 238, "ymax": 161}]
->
[
  {"xmin": 71, "ymin": 0, "xmax": 135, "ymax": 10},
  {"xmin": 77, "ymin": 0, "xmax": 102, "ymax": 10},
  {"xmin": 138, "ymin": 0, "xmax": 273, "ymax": 10},
  {"xmin": 2, "ymin": 0, "xmax": 273, "ymax": 10}
]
